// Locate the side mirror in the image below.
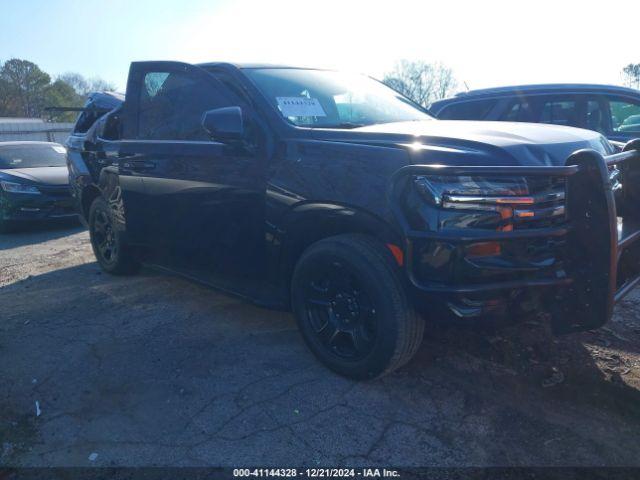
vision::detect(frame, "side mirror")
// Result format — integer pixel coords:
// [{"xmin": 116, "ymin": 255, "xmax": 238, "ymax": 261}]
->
[{"xmin": 201, "ymin": 106, "xmax": 243, "ymax": 141}]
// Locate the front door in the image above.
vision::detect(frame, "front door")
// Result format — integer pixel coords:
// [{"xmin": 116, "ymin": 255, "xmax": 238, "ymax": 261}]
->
[{"xmin": 119, "ymin": 61, "xmax": 268, "ymax": 283}]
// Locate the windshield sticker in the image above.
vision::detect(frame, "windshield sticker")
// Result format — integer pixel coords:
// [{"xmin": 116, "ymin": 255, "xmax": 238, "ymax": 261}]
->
[
  {"xmin": 276, "ymin": 97, "xmax": 326, "ymax": 117},
  {"xmin": 51, "ymin": 145, "xmax": 66, "ymax": 154}
]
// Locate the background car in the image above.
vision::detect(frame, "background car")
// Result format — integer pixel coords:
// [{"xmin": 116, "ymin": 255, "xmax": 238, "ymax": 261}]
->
[
  {"xmin": 429, "ymin": 84, "xmax": 640, "ymax": 143},
  {"xmin": 0, "ymin": 141, "xmax": 76, "ymax": 232},
  {"xmin": 619, "ymin": 114, "xmax": 640, "ymax": 132}
]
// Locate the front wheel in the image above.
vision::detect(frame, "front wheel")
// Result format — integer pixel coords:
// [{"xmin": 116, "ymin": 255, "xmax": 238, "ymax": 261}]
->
[
  {"xmin": 89, "ymin": 197, "xmax": 140, "ymax": 275},
  {"xmin": 291, "ymin": 234, "xmax": 424, "ymax": 380}
]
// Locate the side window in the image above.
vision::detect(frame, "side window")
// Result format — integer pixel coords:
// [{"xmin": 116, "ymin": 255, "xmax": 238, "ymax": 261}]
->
[
  {"xmin": 137, "ymin": 70, "xmax": 231, "ymax": 140},
  {"xmin": 437, "ymin": 100, "xmax": 496, "ymax": 120},
  {"xmin": 585, "ymin": 99, "xmax": 607, "ymax": 134},
  {"xmin": 143, "ymin": 72, "xmax": 169, "ymax": 98},
  {"xmin": 74, "ymin": 110, "xmax": 101, "ymax": 134},
  {"xmin": 538, "ymin": 98, "xmax": 578, "ymax": 127},
  {"xmin": 502, "ymin": 98, "xmax": 535, "ymax": 122},
  {"xmin": 101, "ymin": 112, "xmax": 122, "ymax": 140},
  {"xmin": 609, "ymin": 97, "xmax": 640, "ymax": 134}
]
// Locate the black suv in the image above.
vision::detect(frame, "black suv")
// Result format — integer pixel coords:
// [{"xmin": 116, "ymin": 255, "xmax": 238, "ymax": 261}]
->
[
  {"xmin": 430, "ymin": 84, "xmax": 640, "ymax": 144},
  {"xmin": 67, "ymin": 62, "xmax": 640, "ymax": 379}
]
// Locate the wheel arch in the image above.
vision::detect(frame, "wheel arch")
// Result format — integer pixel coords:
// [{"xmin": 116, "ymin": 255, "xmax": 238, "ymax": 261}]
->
[
  {"xmin": 274, "ymin": 203, "xmax": 403, "ymax": 301},
  {"xmin": 80, "ymin": 166, "xmax": 122, "ymax": 216},
  {"xmin": 80, "ymin": 184, "xmax": 101, "ymax": 219}
]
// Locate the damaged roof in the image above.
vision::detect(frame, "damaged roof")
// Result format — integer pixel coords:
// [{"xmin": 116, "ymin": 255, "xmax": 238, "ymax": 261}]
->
[{"xmin": 85, "ymin": 91, "xmax": 125, "ymax": 110}]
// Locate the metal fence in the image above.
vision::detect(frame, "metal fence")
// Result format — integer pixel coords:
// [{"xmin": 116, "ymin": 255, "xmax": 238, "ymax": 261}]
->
[{"xmin": 0, "ymin": 119, "xmax": 74, "ymax": 144}]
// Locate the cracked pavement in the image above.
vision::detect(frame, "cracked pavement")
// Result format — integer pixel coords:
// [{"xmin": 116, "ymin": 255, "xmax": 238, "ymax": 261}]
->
[{"xmin": 2, "ymin": 224, "xmax": 640, "ymax": 467}]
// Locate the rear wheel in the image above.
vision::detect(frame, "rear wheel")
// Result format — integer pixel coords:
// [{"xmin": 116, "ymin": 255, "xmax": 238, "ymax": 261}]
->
[
  {"xmin": 89, "ymin": 197, "xmax": 140, "ymax": 275},
  {"xmin": 291, "ymin": 234, "xmax": 424, "ymax": 379}
]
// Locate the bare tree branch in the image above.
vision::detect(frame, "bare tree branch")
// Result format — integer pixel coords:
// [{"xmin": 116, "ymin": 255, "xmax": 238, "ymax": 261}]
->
[
  {"xmin": 383, "ymin": 60, "xmax": 457, "ymax": 108},
  {"xmin": 621, "ymin": 63, "xmax": 640, "ymax": 90}
]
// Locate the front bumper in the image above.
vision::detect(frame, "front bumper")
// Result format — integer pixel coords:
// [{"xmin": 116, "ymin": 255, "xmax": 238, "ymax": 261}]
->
[
  {"xmin": 389, "ymin": 140, "xmax": 640, "ymax": 333},
  {"xmin": 0, "ymin": 185, "xmax": 77, "ymax": 222}
]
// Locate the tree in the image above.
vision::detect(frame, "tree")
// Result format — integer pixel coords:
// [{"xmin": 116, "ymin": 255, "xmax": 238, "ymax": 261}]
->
[
  {"xmin": 383, "ymin": 60, "xmax": 457, "ymax": 108},
  {"xmin": 622, "ymin": 63, "xmax": 640, "ymax": 90},
  {"xmin": 0, "ymin": 59, "xmax": 51, "ymax": 117},
  {"xmin": 0, "ymin": 77, "xmax": 17, "ymax": 116},
  {"xmin": 87, "ymin": 77, "xmax": 116, "ymax": 93},
  {"xmin": 58, "ymin": 72, "xmax": 116, "ymax": 96},
  {"xmin": 0, "ymin": 59, "xmax": 117, "ymax": 119},
  {"xmin": 57, "ymin": 72, "xmax": 90, "ymax": 96},
  {"xmin": 44, "ymin": 79, "xmax": 83, "ymax": 122}
]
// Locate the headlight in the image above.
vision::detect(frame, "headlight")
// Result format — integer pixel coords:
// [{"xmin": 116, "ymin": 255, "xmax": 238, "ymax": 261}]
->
[
  {"xmin": 0, "ymin": 181, "xmax": 41, "ymax": 195},
  {"xmin": 414, "ymin": 175, "xmax": 566, "ymax": 227},
  {"xmin": 414, "ymin": 175, "xmax": 529, "ymax": 205}
]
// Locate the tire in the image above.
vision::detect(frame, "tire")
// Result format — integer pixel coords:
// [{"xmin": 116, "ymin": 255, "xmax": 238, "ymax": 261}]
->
[
  {"xmin": 88, "ymin": 196, "xmax": 140, "ymax": 275},
  {"xmin": 291, "ymin": 234, "xmax": 424, "ymax": 380}
]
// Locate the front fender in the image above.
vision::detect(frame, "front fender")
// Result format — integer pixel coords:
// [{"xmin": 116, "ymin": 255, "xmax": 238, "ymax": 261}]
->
[{"xmin": 270, "ymin": 202, "xmax": 403, "ymax": 295}]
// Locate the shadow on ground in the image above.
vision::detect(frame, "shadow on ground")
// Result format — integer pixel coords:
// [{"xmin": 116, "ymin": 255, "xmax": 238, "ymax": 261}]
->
[
  {"xmin": 1, "ymin": 233, "xmax": 640, "ymax": 467},
  {"xmin": 0, "ymin": 220, "xmax": 83, "ymax": 251}
]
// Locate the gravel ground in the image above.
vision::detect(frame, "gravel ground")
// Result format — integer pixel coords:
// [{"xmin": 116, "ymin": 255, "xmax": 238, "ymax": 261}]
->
[{"xmin": 1, "ymin": 223, "xmax": 640, "ymax": 467}]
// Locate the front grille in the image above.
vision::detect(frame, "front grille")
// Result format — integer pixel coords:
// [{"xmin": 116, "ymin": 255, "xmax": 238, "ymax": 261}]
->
[{"xmin": 512, "ymin": 177, "xmax": 567, "ymax": 230}]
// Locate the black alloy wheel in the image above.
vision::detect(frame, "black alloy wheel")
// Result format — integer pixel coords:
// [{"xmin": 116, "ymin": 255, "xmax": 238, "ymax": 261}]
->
[
  {"xmin": 92, "ymin": 208, "xmax": 119, "ymax": 265},
  {"xmin": 303, "ymin": 259, "xmax": 378, "ymax": 361},
  {"xmin": 292, "ymin": 234, "xmax": 424, "ymax": 379},
  {"xmin": 89, "ymin": 196, "xmax": 139, "ymax": 275}
]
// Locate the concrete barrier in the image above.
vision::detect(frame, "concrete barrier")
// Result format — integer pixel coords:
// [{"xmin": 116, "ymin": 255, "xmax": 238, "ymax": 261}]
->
[{"xmin": 0, "ymin": 118, "xmax": 74, "ymax": 144}]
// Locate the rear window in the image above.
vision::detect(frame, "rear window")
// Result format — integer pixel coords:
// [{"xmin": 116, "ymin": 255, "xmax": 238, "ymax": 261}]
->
[
  {"xmin": 437, "ymin": 100, "xmax": 496, "ymax": 120},
  {"xmin": 0, "ymin": 144, "xmax": 66, "ymax": 169}
]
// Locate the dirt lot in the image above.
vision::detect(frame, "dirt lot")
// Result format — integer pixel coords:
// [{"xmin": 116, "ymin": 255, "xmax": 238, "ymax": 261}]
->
[{"xmin": 1, "ymin": 223, "xmax": 640, "ymax": 467}]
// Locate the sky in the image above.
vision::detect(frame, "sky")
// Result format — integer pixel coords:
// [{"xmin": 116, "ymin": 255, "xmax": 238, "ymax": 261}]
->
[{"xmin": 1, "ymin": 0, "xmax": 638, "ymax": 93}]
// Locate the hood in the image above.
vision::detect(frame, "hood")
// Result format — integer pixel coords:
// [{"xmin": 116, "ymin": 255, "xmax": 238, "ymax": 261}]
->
[
  {"xmin": 311, "ymin": 120, "xmax": 614, "ymax": 166},
  {"xmin": 0, "ymin": 166, "xmax": 69, "ymax": 185}
]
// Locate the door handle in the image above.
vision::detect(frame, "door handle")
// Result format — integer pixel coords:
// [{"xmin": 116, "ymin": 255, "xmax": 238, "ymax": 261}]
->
[{"xmin": 121, "ymin": 160, "xmax": 157, "ymax": 172}]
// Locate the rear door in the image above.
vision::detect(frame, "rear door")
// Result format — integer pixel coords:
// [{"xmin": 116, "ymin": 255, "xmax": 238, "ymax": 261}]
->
[{"xmin": 119, "ymin": 61, "xmax": 268, "ymax": 279}]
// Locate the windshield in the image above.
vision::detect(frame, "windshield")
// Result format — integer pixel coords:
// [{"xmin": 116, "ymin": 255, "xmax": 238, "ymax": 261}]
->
[
  {"xmin": 245, "ymin": 68, "xmax": 432, "ymax": 128},
  {"xmin": 0, "ymin": 144, "xmax": 66, "ymax": 169}
]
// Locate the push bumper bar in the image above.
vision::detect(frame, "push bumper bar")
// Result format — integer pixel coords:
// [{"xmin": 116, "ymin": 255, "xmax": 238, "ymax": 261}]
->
[{"xmin": 388, "ymin": 139, "xmax": 640, "ymax": 333}]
